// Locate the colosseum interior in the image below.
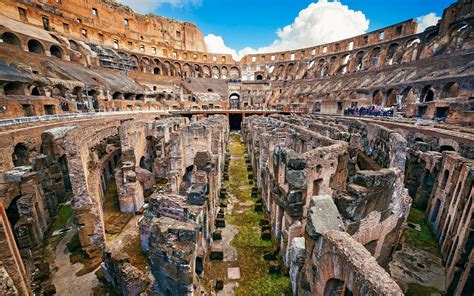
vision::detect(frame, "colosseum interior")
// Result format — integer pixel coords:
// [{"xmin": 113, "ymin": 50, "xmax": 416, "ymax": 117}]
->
[{"xmin": 0, "ymin": 0, "xmax": 472, "ymax": 295}]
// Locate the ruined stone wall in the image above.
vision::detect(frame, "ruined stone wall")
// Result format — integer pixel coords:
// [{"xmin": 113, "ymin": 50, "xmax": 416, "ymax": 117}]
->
[
  {"xmin": 243, "ymin": 114, "xmax": 411, "ymax": 267},
  {"xmin": 135, "ymin": 115, "xmax": 228, "ymax": 295}
]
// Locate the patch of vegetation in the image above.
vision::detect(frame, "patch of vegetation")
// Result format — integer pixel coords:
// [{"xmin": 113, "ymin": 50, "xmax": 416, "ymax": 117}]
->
[
  {"xmin": 228, "ymin": 211, "xmax": 272, "ymax": 248},
  {"xmin": 43, "ymin": 203, "xmax": 74, "ymax": 264},
  {"xmin": 404, "ymin": 208, "xmax": 440, "ymax": 256},
  {"xmin": 406, "ymin": 283, "xmax": 443, "ymax": 296},
  {"xmin": 225, "ymin": 134, "xmax": 291, "ymax": 296},
  {"xmin": 245, "ymin": 275, "xmax": 292, "ymax": 296},
  {"xmin": 52, "ymin": 204, "xmax": 73, "ymax": 231}
]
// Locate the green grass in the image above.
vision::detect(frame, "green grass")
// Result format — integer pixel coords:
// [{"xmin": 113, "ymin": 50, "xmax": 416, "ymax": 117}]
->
[
  {"xmin": 405, "ymin": 208, "xmax": 440, "ymax": 256},
  {"xmin": 225, "ymin": 134, "xmax": 290, "ymax": 296},
  {"xmin": 43, "ymin": 202, "xmax": 74, "ymax": 264},
  {"xmin": 52, "ymin": 204, "xmax": 73, "ymax": 231},
  {"xmin": 406, "ymin": 283, "xmax": 443, "ymax": 296}
]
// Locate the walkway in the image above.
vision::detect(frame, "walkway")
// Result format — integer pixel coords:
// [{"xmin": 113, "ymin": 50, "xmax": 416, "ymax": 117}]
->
[{"xmin": 204, "ymin": 133, "xmax": 290, "ymax": 295}]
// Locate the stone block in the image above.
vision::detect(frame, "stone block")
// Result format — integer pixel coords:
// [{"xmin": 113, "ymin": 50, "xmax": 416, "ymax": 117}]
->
[{"xmin": 306, "ymin": 195, "xmax": 344, "ymax": 240}]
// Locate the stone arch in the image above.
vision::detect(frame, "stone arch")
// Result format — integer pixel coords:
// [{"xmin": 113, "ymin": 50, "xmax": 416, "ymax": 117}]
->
[
  {"xmin": 421, "ymin": 85, "xmax": 435, "ymax": 102},
  {"xmin": 369, "ymin": 47, "xmax": 381, "ymax": 67},
  {"xmin": 1, "ymin": 32, "xmax": 21, "ymax": 47},
  {"xmin": 211, "ymin": 66, "xmax": 220, "ymax": 79},
  {"xmin": 256, "ymin": 74, "xmax": 263, "ymax": 80},
  {"xmin": 112, "ymin": 92, "xmax": 123, "ymax": 100},
  {"xmin": 229, "ymin": 93, "xmax": 240, "ymax": 109},
  {"xmin": 202, "ymin": 65, "xmax": 211, "ymax": 78},
  {"xmin": 354, "ymin": 51, "xmax": 365, "ymax": 71},
  {"xmin": 162, "ymin": 61, "xmax": 173, "ymax": 76},
  {"xmin": 386, "ymin": 43, "xmax": 399, "ymax": 65},
  {"xmin": 372, "ymin": 90, "xmax": 383, "ymax": 105},
  {"xmin": 173, "ymin": 62, "xmax": 182, "ymax": 76},
  {"xmin": 220, "ymin": 66, "xmax": 228, "ymax": 79},
  {"xmin": 153, "ymin": 67, "xmax": 161, "ymax": 75},
  {"xmin": 3, "ymin": 82, "xmax": 26, "ymax": 95},
  {"xmin": 124, "ymin": 93, "xmax": 135, "ymax": 101},
  {"xmin": 442, "ymin": 82, "xmax": 460, "ymax": 98},
  {"xmin": 386, "ymin": 89, "xmax": 397, "ymax": 107},
  {"xmin": 229, "ymin": 66, "xmax": 240, "ymax": 79},
  {"xmin": 30, "ymin": 85, "xmax": 42, "ymax": 96},
  {"xmin": 27, "ymin": 39, "xmax": 44, "ymax": 54},
  {"xmin": 69, "ymin": 40, "xmax": 80, "ymax": 51},
  {"xmin": 324, "ymin": 278, "xmax": 353, "ymax": 296},
  {"xmin": 50, "ymin": 45, "xmax": 63, "ymax": 59},
  {"xmin": 400, "ymin": 86, "xmax": 415, "ymax": 109},
  {"xmin": 12, "ymin": 143, "xmax": 30, "ymax": 167},
  {"xmin": 182, "ymin": 63, "xmax": 193, "ymax": 78}
]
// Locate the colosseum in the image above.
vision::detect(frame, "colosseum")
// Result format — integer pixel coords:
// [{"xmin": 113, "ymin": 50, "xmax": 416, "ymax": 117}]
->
[{"xmin": 0, "ymin": 0, "xmax": 472, "ymax": 295}]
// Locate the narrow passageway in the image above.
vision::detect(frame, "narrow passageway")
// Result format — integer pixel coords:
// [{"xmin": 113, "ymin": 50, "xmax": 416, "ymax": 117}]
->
[{"xmin": 204, "ymin": 133, "xmax": 290, "ymax": 295}]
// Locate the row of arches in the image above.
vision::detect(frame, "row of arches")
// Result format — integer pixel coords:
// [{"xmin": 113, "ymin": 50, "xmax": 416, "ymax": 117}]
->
[{"xmin": 1, "ymin": 32, "xmax": 65, "ymax": 59}]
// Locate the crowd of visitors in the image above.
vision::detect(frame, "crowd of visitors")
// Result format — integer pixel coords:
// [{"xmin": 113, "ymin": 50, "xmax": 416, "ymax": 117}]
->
[{"xmin": 345, "ymin": 105, "xmax": 395, "ymax": 117}]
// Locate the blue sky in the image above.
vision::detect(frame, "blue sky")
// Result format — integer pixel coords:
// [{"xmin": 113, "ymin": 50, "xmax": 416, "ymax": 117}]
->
[{"xmin": 118, "ymin": 0, "xmax": 455, "ymax": 59}]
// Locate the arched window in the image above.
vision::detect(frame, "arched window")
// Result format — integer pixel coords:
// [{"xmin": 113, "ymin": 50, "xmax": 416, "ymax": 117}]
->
[
  {"xmin": 50, "ymin": 45, "xmax": 63, "ymax": 58},
  {"xmin": 27, "ymin": 39, "xmax": 44, "ymax": 54},
  {"xmin": 153, "ymin": 67, "xmax": 161, "ymax": 75},
  {"xmin": 421, "ymin": 86, "xmax": 435, "ymax": 102},
  {"xmin": 3, "ymin": 82, "xmax": 25, "ymax": 95},
  {"xmin": 1, "ymin": 32, "xmax": 21, "ymax": 47}
]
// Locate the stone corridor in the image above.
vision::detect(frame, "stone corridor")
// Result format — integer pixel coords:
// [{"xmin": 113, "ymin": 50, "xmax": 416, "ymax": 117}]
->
[{"xmin": 203, "ymin": 133, "xmax": 290, "ymax": 295}]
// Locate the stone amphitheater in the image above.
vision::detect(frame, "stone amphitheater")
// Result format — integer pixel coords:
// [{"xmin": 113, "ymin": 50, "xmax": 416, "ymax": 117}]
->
[{"xmin": 0, "ymin": 0, "xmax": 472, "ymax": 295}]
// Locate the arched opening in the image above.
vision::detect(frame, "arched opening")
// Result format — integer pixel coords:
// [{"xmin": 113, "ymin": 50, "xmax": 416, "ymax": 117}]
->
[
  {"xmin": 442, "ymin": 82, "xmax": 459, "ymax": 98},
  {"xmin": 50, "ymin": 45, "xmax": 63, "ymax": 59},
  {"xmin": 421, "ymin": 86, "xmax": 435, "ymax": 102},
  {"xmin": 386, "ymin": 89, "xmax": 397, "ymax": 107},
  {"xmin": 229, "ymin": 93, "xmax": 240, "ymax": 109},
  {"xmin": 1, "ymin": 32, "xmax": 21, "ymax": 47},
  {"xmin": 183, "ymin": 165, "xmax": 194, "ymax": 186},
  {"xmin": 313, "ymin": 102, "xmax": 321, "ymax": 112},
  {"xmin": 373, "ymin": 90, "xmax": 383, "ymax": 105},
  {"xmin": 439, "ymin": 145, "xmax": 455, "ymax": 153},
  {"xmin": 112, "ymin": 92, "xmax": 123, "ymax": 100},
  {"xmin": 256, "ymin": 74, "xmax": 263, "ymax": 80},
  {"xmin": 153, "ymin": 67, "xmax": 161, "ymax": 75},
  {"xmin": 3, "ymin": 82, "xmax": 26, "ymax": 95},
  {"xmin": 12, "ymin": 143, "xmax": 30, "ymax": 167},
  {"xmin": 324, "ymin": 278, "xmax": 353, "ymax": 296},
  {"xmin": 31, "ymin": 86, "xmax": 41, "ymax": 96},
  {"xmin": 27, "ymin": 39, "xmax": 44, "ymax": 54},
  {"xmin": 125, "ymin": 93, "xmax": 135, "ymax": 100},
  {"xmin": 69, "ymin": 40, "xmax": 80, "ymax": 51},
  {"xmin": 139, "ymin": 156, "xmax": 146, "ymax": 169}
]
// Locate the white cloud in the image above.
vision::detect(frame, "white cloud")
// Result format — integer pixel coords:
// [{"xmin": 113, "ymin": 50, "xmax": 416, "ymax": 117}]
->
[
  {"xmin": 203, "ymin": 34, "xmax": 239, "ymax": 59},
  {"xmin": 116, "ymin": 0, "xmax": 201, "ymax": 14},
  {"xmin": 205, "ymin": 0, "xmax": 369, "ymax": 60},
  {"xmin": 416, "ymin": 13, "xmax": 441, "ymax": 33}
]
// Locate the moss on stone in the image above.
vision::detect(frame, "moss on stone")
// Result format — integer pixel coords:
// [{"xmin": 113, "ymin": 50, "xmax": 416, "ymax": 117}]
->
[
  {"xmin": 405, "ymin": 208, "xmax": 440, "ymax": 256},
  {"xmin": 406, "ymin": 283, "xmax": 443, "ymax": 296}
]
